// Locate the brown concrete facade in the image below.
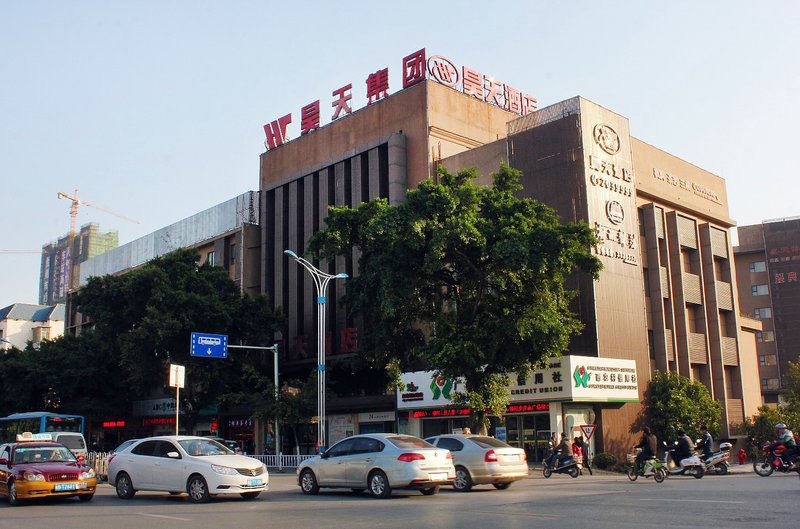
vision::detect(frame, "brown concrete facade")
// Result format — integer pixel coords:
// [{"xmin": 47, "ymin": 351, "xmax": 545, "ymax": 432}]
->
[{"xmin": 258, "ymin": 81, "xmax": 760, "ymax": 454}]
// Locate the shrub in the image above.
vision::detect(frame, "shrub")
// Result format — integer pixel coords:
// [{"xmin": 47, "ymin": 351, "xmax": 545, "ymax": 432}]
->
[{"xmin": 593, "ymin": 452, "xmax": 618, "ymax": 470}]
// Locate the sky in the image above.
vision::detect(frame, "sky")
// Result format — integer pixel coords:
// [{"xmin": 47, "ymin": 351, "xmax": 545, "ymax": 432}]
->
[{"xmin": 1, "ymin": 1, "xmax": 798, "ymax": 308}]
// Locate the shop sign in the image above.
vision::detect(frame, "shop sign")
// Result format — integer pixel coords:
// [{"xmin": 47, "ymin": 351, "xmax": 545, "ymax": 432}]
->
[
  {"xmin": 398, "ymin": 356, "xmax": 638, "ymax": 409},
  {"xmin": 143, "ymin": 417, "xmax": 176, "ymax": 426},
  {"xmin": 358, "ymin": 411, "xmax": 396, "ymax": 422},
  {"xmin": 133, "ymin": 398, "xmax": 177, "ymax": 417},
  {"xmin": 102, "ymin": 420, "xmax": 126, "ymax": 428}
]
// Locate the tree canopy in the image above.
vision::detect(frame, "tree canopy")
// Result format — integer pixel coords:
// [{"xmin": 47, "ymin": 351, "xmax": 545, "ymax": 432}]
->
[
  {"xmin": 640, "ymin": 370, "xmax": 722, "ymax": 444},
  {"xmin": 308, "ymin": 164, "xmax": 601, "ymax": 430},
  {"xmin": 0, "ymin": 248, "xmax": 284, "ymax": 428}
]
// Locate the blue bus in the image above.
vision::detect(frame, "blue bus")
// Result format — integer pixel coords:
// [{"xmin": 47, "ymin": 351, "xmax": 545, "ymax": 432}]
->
[{"xmin": 0, "ymin": 412, "xmax": 85, "ymax": 444}]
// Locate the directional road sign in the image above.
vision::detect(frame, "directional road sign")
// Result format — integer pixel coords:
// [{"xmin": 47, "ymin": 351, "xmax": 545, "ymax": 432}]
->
[{"xmin": 191, "ymin": 332, "xmax": 228, "ymax": 358}]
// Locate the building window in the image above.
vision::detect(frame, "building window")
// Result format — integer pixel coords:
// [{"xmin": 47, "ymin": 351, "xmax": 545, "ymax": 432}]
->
[
  {"xmin": 229, "ymin": 243, "xmax": 236, "ymax": 266},
  {"xmin": 754, "ymin": 307, "xmax": 772, "ymax": 319},
  {"xmin": 759, "ymin": 355, "xmax": 766, "ymax": 365},
  {"xmin": 207, "ymin": 251, "xmax": 216, "ymax": 267},
  {"xmin": 749, "ymin": 261, "xmax": 766, "ymax": 273},
  {"xmin": 751, "ymin": 284, "xmax": 769, "ymax": 296},
  {"xmin": 756, "ymin": 331, "xmax": 775, "ymax": 342}
]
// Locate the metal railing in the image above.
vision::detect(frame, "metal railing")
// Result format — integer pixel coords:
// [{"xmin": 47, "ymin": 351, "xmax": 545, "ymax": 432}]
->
[{"xmin": 88, "ymin": 451, "xmax": 313, "ymax": 479}]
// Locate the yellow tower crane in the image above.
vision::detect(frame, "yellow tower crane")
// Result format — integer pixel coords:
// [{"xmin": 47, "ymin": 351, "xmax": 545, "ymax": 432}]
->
[{"xmin": 57, "ymin": 189, "xmax": 139, "ymax": 292}]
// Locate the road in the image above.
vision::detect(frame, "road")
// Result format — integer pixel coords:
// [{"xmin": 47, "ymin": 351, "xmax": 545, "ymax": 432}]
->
[{"xmin": 0, "ymin": 465, "xmax": 796, "ymax": 529}]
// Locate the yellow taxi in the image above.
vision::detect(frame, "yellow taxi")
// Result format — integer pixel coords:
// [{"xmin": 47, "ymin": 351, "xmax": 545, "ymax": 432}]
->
[{"xmin": 0, "ymin": 433, "xmax": 97, "ymax": 506}]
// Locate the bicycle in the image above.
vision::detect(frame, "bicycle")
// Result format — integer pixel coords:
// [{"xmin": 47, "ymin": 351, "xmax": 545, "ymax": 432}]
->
[{"xmin": 627, "ymin": 449, "xmax": 666, "ymax": 483}]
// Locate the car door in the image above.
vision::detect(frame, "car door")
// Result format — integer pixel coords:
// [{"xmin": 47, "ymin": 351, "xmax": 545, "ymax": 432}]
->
[
  {"xmin": 346, "ymin": 437, "xmax": 384, "ymax": 486},
  {"xmin": 0, "ymin": 445, "xmax": 10, "ymax": 496},
  {"xmin": 150, "ymin": 440, "xmax": 185, "ymax": 491},
  {"xmin": 317, "ymin": 438, "xmax": 355, "ymax": 486},
  {"xmin": 126, "ymin": 440, "xmax": 160, "ymax": 488}
]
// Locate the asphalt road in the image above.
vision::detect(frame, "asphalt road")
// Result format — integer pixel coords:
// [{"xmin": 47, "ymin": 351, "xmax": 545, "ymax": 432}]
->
[{"xmin": 0, "ymin": 464, "xmax": 796, "ymax": 529}]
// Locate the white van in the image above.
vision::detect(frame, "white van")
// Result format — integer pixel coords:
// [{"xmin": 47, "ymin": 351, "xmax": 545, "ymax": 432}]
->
[{"xmin": 50, "ymin": 432, "xmax": 88, "ymax": 458}]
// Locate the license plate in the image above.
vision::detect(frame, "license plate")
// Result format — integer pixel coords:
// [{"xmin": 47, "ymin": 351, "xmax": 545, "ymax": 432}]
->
[
  {"xmin": 428, "ymin": 472, "xmax": 447, "ymax": 481},
  {"xmin": 54, "ymin": 483, "xmax": 77, "ymax": 492},
  {"xmin": 246, "ymin": 479, "xmax": 262, "ymax": 487},
  {"xmin": 507, "ymin": 454, "xmax": 520, "ymax": 461}
]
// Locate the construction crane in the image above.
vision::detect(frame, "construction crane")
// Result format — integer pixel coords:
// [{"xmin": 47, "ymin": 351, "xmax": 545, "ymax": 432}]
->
[{"xmin": 57, "ymin": 188, "xmax": 140, "ymax": 292}]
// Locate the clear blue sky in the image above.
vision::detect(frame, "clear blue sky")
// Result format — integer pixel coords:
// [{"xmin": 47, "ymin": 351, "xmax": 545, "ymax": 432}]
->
[{"xmin": 1, "ymin": 1, "xmax": 798, "ymax": 307}]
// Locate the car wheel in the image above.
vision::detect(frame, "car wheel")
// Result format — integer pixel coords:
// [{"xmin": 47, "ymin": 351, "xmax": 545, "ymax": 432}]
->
[
  {"xmin": 300, "ymin": 469, "xmax": 320, "ymax": 495},
  {"xmin": 492, "ymin": 482, "xmax": 512, "ymax": 490},
  {"xmin": 115, "ymin": 472, "xmax": 136, "ymax": 499},
  {"xmin": 240, "ymin": 492, "xmax": 260, "ymax": 500},
  {"xmin": 187, "ymin": 475, "xmax": 211, "ymax": 503},
  {"xmin": 368, "ymin": 470, "xmax": 392, "ymax": 499},
  {"xmin": 420, "ymin": 485, "xmax": 440, "ymax": 496},
  {"xmin": 8, "ymin": 480, "xmax": 20, "ymax": 506},
  {"xmin": 453, "ymin": 466, "xmax": 473, "ymax": 492},
  {"xmin": 78, "ymin": 493, "xmax": 94, "ymax": 502}
]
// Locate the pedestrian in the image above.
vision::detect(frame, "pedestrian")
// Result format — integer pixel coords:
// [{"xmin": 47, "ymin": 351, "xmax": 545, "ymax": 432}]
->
[{"xmin": 574, "ymin": 435, "xmax": 592, "ymax": 475}]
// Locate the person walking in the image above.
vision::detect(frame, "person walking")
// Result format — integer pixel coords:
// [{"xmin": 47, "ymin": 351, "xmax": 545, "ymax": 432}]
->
[{"xmin": 574, "ymin": 435, "xmax": 592, "ymax": 475}]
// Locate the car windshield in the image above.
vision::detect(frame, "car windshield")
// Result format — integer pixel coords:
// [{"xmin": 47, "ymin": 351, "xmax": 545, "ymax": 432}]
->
[
  {"xmin": 14, "ymin": 446, "xmax": 76, "ymax": 464},
  {"xmin": 178, "ymin": 439, "xmax": 233, "ymax": 456},
  {"xmin": 386, "ymin": 436, "xmax": 433, "ymax": 449},
  {"xmin": 468, "ymin": 436, "xmax": 512, "ymax": 449}
]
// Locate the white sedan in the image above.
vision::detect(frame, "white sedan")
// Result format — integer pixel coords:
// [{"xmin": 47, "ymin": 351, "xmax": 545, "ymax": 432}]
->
[
  {"xmin": 297, "ymin": 433, "xmax": 455, "ymax": 498},
  {"xmin": 107, "ymin": 436, "xmax": 268, "ymax": 503}
]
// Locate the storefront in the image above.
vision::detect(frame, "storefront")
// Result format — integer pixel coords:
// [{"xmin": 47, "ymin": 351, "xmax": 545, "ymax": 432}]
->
[{"xmin": 397, "ymin": 356, "xmax": 638, "ymax": 462}]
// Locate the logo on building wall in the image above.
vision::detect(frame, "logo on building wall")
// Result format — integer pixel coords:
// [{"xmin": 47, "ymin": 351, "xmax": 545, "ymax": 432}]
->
[
  {"xmin": 574, "ymin": 366, "xmax": 591, "ymax": 388},
  {"xmin": 593, "ymin": 123, "xmax": 620, "ymax": 155},
  {"xmin": 605, "ymin": 200, "xmax": 625, "ymax": 225},
  {"xmin": 430, "ymin": 375, "xmax": 454, "ymax": 400}
]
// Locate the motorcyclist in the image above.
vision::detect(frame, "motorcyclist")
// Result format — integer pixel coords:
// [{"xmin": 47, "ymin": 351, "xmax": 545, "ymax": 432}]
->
[
  {"xmin": 633, "ymin": 426, "xmax": 657, "ymax": 474},
  {"xmin": 553, "ymin": 432, "xmax": 574, "ymax": 468},
  {"xmin": 696, "ymin": 424, "xmax": 713, "ymax": 461},
  {"xmin": 774, "ymin": 423, "xmax": 798, "ymax": 467},
  {"xmin": 674, "ymin": 429, "xmax": 696, "ymax": 466}
]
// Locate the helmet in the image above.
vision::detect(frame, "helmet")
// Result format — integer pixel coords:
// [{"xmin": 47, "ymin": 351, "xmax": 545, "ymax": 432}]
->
[
  {"xmin": 776, "ymin": 423, "xmax": 787, "ymax": 430},
  {"xmin": 676, "ymin": 429, "xmax": 686, "ymax": 436}
]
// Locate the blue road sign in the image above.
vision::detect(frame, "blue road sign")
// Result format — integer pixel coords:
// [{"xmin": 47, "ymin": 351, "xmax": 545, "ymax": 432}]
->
[{"xmin": 191, "ymin": 332, "xmax": 228, "ymax": 358}]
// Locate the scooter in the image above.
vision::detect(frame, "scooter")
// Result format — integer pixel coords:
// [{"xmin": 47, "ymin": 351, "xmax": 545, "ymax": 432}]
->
[
  {"xmin": 665, "ymin": 442, "xmax": 705, "ymax": 479},
  {"xmin": 626, "ymin": 448, "xmax": 667, "ymax": 483},
  {"xmin": 699, "ymin": 442, "xmax": 732, "ymax": 475},
  {"xmin": 543, "ymin": 455, "xmax": 580, "ymax": 478}
]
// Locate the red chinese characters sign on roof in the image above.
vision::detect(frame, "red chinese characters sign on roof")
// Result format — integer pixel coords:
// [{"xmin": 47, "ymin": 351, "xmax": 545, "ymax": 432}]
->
[{"xmin": 262, "ymin": 48, "xmax": 538, "ymax": 150}]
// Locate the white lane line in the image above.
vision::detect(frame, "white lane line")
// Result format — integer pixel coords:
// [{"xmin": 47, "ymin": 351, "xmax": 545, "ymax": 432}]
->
[
  {"xmin": 135, "ymin": 513, "xmax": 192, "ymax": 521},
  {"xmin": 640, "ymin": 498, "xmax": 744, "ymax": 504}
]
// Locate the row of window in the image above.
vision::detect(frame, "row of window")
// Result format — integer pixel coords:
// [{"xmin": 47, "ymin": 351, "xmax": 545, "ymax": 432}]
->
[
  {"xmin": 754, "ymin": 307, "xmax": 772, "ymax": 319},
  {"xmin": 751, "ymin": 284, "xmax": 769, "ymax": 296},
  {"xmin": 758, "ymin": 354, "xmax": 777, "ymax": 366},
  {"xmin": 749, "ymin": 261, "xmax": 767, "ymax": 273}
]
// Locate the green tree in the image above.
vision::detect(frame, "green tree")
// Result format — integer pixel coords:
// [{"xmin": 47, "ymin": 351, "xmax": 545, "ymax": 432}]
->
[
  {"xmin": 308, "ymin": 164, "xmax": 601, "ymax": 432},
  {"xmin": 640, "ymin": 371, "xmax": 722, "ymax": 445},
  {"xmin": 71, "ymin": 247, "xmax": 283, "ymax": 429}
]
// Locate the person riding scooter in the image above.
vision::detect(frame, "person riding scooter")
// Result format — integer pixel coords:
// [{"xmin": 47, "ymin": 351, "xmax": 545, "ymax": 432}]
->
[
  {"xmin": 696, "ymin": 425, "xmax": 713, "ymax": 462},
  {"xmin": 674, "ymin": 429, "xmax": 696, "ymax": 466},
  {"xmin": 633, "ymin": 427, "xmax": 657, "ymax": 474},
  {"xmin": 548, "ymin": 432, "xmax": 574, "ymax": 469},
  {"xmin": 774, "ymin": 423, "xmax": 798, "ymax": 468}
]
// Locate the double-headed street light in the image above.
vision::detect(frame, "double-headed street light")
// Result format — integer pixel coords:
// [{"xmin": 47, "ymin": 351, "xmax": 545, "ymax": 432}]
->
[{"xmin": 284, "ymin": 250, "xmax": 348, "ymax": 453}]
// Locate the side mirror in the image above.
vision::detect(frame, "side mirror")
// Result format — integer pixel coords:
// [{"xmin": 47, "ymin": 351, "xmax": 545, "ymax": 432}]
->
[
  {"xmin": 77, "ymin": 455, "xmax": 86, "ymax": 464},
  {"xmin": 0, "ymin": 457, "xmax": 8, "ymax": 465},
  {"xmin": 320, "ymin": 451, "xmax": 330, "ymax": 459},
  {"xmin": 167, "ymin": 451, "xmax": 181, "ymax": 459}
]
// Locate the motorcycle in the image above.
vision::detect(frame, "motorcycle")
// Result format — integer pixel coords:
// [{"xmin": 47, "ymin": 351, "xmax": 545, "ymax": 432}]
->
[
  {"xmin": 665, "ymin": 443, "xmax": 705, "ymax": 479},
  {"xmin": 753, "ymin": 442, "xmax": 799, "ymax": 477},
  {"xmin": 543, "ymin": 455, "xmax": 580, "ymax": 478},
  {"xmin": 626, "ymin": 448, "xmax": 666, "ymax": 483},
  {"xmin": 699, "ymin": 441, "xmax": 732, "ymax": 475}
]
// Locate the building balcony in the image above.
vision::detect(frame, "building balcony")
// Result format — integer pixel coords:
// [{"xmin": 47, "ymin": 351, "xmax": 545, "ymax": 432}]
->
[
  {"xmin": 721, "ymin": 337, "xmax": 738, "ymax": 366},
  {"xmin": 715, "ymin": 281, "xmax": 733, "ymax": 311},
  {"xmin": 689, "ymin": 332, "xmax": 707, "ymax": 364},
  {"xmin": 683, "ymin": 273, "xmax": 703, "ymax": 305}
]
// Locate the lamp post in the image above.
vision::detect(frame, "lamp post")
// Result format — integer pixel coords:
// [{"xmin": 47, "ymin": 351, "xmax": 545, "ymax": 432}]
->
[{"xmin": 284, "ymin": 249, "xmax": 348, "ymax": 453}]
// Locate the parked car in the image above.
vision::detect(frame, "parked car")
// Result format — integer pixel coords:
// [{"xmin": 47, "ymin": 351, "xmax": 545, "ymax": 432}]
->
[
  {"xmin": 107, "ymin": 436, "xmax": 268, "ymax": 503},
  {"xmin": 0, "ymin": 437, "xmax": 97, "ymax": 505},
  {"xmin": 424, "ymin": 434, "xmax": 528, "ymax": 491},
  {"xmin": 297, "ymin": 433, "xmax": 455, "ymax": 498}
]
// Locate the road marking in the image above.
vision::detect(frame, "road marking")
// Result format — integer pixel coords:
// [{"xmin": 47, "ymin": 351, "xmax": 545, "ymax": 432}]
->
[
  {"xmin": 464, "ymin": 510, "xmax": 562, "ymax": 519},
  {"xmin": 640, "ymin": 498, "xmax": 745, "ymax": 504},
  {"xmin": 135, "ymin": 513, "xmax": 192, "ymax": 521}
]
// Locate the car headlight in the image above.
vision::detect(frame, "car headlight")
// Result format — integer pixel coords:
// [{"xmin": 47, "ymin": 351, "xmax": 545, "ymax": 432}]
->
[
  {"xmin": 211, "ymin": 464, "xmax": 238, "ymax": 475},
  {"xmin": 80, "ymin": 469, "xmax": 96, "ymax": 479},
  {"xmin": 23, "ymin": 471, "xmax": 45, "ymax": 481}
]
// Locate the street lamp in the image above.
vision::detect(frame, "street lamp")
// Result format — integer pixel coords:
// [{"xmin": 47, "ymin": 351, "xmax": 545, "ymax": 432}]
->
[{"xmin": 284, "ymin": 249, "xmax": 348, "ymax": 453}]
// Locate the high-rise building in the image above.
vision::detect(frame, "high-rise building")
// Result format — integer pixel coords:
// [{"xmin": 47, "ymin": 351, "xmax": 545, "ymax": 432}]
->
[
  {"xmin": 734, "ymin": 218, "xmax": 800, "ymax": 403},
  {"xmin": 39, "ymin": 223, "xmax": 118, "ymax": 305},
  {"xmin": 257, "ymin": 49, "xmax": 761, "ymax": 456}
]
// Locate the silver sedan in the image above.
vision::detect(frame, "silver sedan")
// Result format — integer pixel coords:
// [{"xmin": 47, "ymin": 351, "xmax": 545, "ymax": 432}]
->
[
  {"xmin": 425, "ymin": 434, "xmax": 528, "ymax": 491},
  {"xmin": 296, "ymin": 434, "xmax": 455, "ymax": 498}
]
